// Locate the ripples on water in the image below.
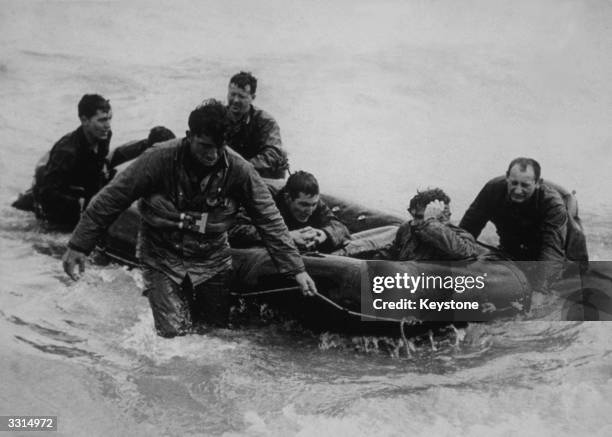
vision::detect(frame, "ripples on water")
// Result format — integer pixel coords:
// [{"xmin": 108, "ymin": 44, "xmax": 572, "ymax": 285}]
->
[
  {"xmin": 2, "ymin": 0, "xmax": 612, "ymax": 435},
  {"xmin": 2, "ymin": 214, "xmax": 611, "ymax": 436}
]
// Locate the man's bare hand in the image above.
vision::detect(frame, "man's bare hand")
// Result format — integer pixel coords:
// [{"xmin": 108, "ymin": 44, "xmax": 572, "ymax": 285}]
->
[
  {"xmin": 423, "ymin": 200, "xmax": 446, "ymax": 221},
  {"xmin": 290, "ymin": 227, "xmax": 318, "ymax": 249},
  {"xmin": 295, "ymin": 271, "xmax": 317, "ymax": 296},
  {"xmin": 62, "ymin": 248, "xmax": 87, "ymax": 281},
  {"xmin": 312, "ymin": 228, "xmax": 327, "ymax": 245}
]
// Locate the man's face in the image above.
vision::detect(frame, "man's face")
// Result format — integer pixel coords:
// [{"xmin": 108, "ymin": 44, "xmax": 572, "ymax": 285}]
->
[
  {"xmin": 188, "ymin": 132, "xmax": 222, "ymax": 168},
  {"xmin": 286, "ymin": 192, "xmax": 319, "ymax": 223},
  {"xmin": 409, "ymin": 201, "xmax": 451, "ymax": 223},
  {"xmin": 227, "ymin": 83, "xmax": 254, "ymax": 119},
  {"xmin": 506, "ymin": 164, "xmax": 540, "ymax": 203},
  {"xmin": 81, "ymin": 109, "xmax": 112, "ymax": 141}
]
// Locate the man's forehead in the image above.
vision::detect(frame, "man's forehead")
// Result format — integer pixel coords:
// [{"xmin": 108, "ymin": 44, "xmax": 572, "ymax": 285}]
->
[
  {"xmin": 190, "ymin": 132, "xmax": 219, "ymax": 146},
  {"xmin": 295, "ymin": 192, "xmax": 319, "ymax": 202},
  {"xmin": 508, "ymin": 164, "xmax": 536, "ymax": 179},
  {"xmin": 91, "ymin": 109, "xmax": 112, "ymax": 119},
  {"xmin": 229, "ymin": 83, "xmax": 252, "ymax": 94}
]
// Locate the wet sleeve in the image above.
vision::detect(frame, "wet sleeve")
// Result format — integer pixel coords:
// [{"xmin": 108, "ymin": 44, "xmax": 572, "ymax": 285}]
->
[
  {"xmin": 227, "ymin": 208, "xmax": 264, "ymax": 247},
  {"xmin": 68, "ymin": 151, "xmax": 161, "ymax": 254},
  {"xmin": 249, "ymin": 116, "xmax": 288, "ymax": 178},
  {"xmin": 534, "ymin": 200, "xmax": 567, "ymax": 291},
  {"xmin": 459, "ymin": 183, "xmax": 493, "ymax": 238},
  {"xmin": 312, "ymin": 200, "xmax": 351, "ymax": 251},
  {"xmin": 235, "ymin": 167, "xmax": 305, "ymax": 275},
  {"xmin": 379, "ymin": 224, "xmax": 408, "ymax": 260},
  {"xmin": 414, "ymin": 221, "xmax": 481, "ymax": 260}
]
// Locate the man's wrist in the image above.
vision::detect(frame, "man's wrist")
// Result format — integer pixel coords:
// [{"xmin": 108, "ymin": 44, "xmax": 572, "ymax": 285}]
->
[{"xmin": 67, "ymin": 242, "xmax": 90, "ymax": 255}]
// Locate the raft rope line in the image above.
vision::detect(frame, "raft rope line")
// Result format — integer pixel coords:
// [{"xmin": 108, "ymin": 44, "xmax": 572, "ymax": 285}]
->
[
  {"xmin": 101, "ymin": 249, "xmax": 422, "ymax": 333},
  {"xmin": 235, "ymin": 286, "xmax": 420, "ymax": 325}
]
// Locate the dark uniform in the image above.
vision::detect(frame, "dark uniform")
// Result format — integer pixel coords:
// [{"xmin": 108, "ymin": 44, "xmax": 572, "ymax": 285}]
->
[
  {"xmin": 68, "ymin": 139, "xmax": 304, "ymax": 337},
  {"xmin": 229, "ymin": 186, "xmax": 351, "ymax": 253},
  {"xmin": 459, "ymin": 176, "xmax": 587, "ymax": 290},
  {"xmin": 34, "ymin": 127, "xmax": 111, "ymax": 226},
  {"xmin": 226, "ymin": 105, "xmax": 288, "ymax": 179}
]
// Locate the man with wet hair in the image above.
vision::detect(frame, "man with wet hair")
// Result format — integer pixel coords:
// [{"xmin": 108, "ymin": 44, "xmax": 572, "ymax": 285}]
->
[
  {"xmin": 389, "ymin": 188, "xmax": 488, "ymax": 261},
  {"xmin": 230, "ymin": 171, "xmax": 350, "ymax": 252},
  {"xmin": 62, "ymin": 100, "xmax": 316, "ymax": 338},
  {"xmin": 225, "ymin": 71, "xmax": 289, "ymax": 179},
  {"xmin": 459, "ymin": 157, "xmax": 587, "ymax": 292},
  {"xmin": 31, "ymin": 94, "xmax": 113, "ymax": 227}
]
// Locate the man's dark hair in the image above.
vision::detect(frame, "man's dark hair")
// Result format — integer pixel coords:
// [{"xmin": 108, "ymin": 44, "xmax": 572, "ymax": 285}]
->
[
  {"xmin": 506, "ymin": 157, "xmax": 541, "ymax": 181},
  {"xmin": 285, "ymin": 171, "xmax": 319, "ymax": 199},
  {"xmin": 409, "ymin": 188, "xmax": 450, "ymax": 211},
  {"xmin": 78, "ymin": 94, "xmax": 111, "ymax": 118},
  {"xmin": 147, "ymin": 126, "xmax": 175, "ymax": 146},
  {"xmin": 229, "ymin": 71, "xmax": 257, "ymax": 95},
  {"xmin": 188, "ymin": 99, "xmax": 228, "ymax": 146}
]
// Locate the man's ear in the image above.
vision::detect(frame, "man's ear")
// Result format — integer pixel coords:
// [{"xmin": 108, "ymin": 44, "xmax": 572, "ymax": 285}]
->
[
  {"xmin": 251, "ymin": 93, "xmax": 256, "ymax": 101},
  {"xmin": 79, "ymin": 115, "xmax": 88, "ymax": 125},
  {"xmin": 535, "ymin": 178, "xmax": 543, "ymax": 187}
]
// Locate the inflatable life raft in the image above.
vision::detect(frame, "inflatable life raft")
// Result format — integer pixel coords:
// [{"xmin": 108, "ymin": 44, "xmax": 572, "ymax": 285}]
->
[{"xmin": 100, "ymin": 193, "xmax": 534, "ymax": 334}]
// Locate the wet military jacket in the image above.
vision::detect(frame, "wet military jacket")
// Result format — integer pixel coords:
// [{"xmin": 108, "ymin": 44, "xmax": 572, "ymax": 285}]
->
[
  {"xmin": 459, "ymin": 176, "xmax": 568, "ymax": 290},
  {"xmin": 390, "ymin": 219, "xmax": 488, "ymax": 261},
  {"xmin": 459, "ymin": 176, "xmax": 567, "ymax": 262},
  {"xmin": 68, "ymin": 138, "xmax": 304, "ymax": 285},
  {"xmin": 229, "ymin": 187, "xmax": 351, "ymax": 253},
  {"xmin": 34, "ymin": 126, "xmax": 111, "ymax": 217},
  {"xmin": 226, "ymin": 105, "xmax": 288, "ymax": 179}
]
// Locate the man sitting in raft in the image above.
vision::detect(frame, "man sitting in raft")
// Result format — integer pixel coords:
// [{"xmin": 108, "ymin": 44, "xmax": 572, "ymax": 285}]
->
[
  {"xmin": 62, "ymin": 100, "xmax": 317, "ymax": 338},
  {"xmin": 12, "ymin": 93, "xmax": 175, "ymax": 227},
  {"xmin": 459, "ymin": 157, "xmax": 588, "ymax": 293},
  {"xmin": 229, "ymin": 171, "xmax": 350, "ymax": 253},
  {"xmin": 386, "ymin": 188, "xmax": 490, "ymax": 261},
  {"xmin": 225, "ymin": 71, "xmax": 289, "ymax": 179}
]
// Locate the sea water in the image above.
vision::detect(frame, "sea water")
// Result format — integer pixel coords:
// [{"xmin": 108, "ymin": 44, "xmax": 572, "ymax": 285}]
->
[{"xmin": 1, "ymin": 1, "xmax": 611, "ymax": 435}]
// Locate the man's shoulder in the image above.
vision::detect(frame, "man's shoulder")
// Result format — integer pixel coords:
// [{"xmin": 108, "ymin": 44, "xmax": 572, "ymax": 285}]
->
[
  {"xmin": 538, "ymin": 184, "xmax": 566, "ymax": 209},
  {"xmin": 225, "ymin": 147, "xmax": 262, "ymax": 176},
  {"xmin": 50, "ymin": 127, "xmax": 82, "ymax": 155},
  {"xmin": 152, "ymin": 137, "xmax": 182, "ymax": 150},
  {"xmin": 484, "ymin": 175, "xmax": 507, "ymax": 189},
  {"xmin": 146, "ymin": 138, "xmax": 182, "ymax": 156},
  {"xmin": 251, "ymin": 106, "xmax": 278, "ymax": 125},
  {"xmin": 474, "ymin": 175, "xmax": 507, "ymax": 201}
]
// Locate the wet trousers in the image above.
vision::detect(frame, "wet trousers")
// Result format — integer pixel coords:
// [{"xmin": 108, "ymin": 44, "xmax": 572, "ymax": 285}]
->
[{"xmin": 143, "ymin": 267, "xmax": 232, "ymax": 338}]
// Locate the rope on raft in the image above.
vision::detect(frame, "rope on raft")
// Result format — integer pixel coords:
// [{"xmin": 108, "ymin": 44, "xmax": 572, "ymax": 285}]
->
[
  {"xmin": 234, "ymin": 285, "xmax": 421, "ymax": 328},
  {"xmin": 101, "ymin": 249, "xmax": 423, "ymax": 334}
]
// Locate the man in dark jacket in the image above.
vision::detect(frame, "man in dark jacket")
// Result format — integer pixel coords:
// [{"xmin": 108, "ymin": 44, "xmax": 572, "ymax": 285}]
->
[
  {"xmin": 33, "ymin": 94, "xmax": 113, "ymax": 227},
  {"xmin": 459, "ymin": 157, "xmax": 586, "ymax": 291},
  {"xmin": 225, "ymin": 71, "xmax": 289, "ymax": 179},
  {"xmin": 230, "ymin": 171, "xmax": 350, "ymax": 252},
  {"xmin": 62, "ymin": 100, "xmax": 316, "ymax": 338}
]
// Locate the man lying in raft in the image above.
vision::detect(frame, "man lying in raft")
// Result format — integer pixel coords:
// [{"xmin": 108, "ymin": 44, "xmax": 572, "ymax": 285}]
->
[
  {"xmin": 459, "ymin": 157, "xmax": 588, "ymax": 294},
  {"xmin": 334, "ymin": 188, "xmax": 493, "ymax": 261},
  {"xmin": 229, "ymin": 171, "xmax": 351, "ymax": 253},
  {"xmin": 387, "ymin": 188, "xmax": 492, "ymax": 261},
  {"xmin": 62, "ymin": 100, "xmax": 316, "ymax": 338},
  {"xmin": 12, "ymin": 93, "xmax": 175, "ymax": 228}
]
